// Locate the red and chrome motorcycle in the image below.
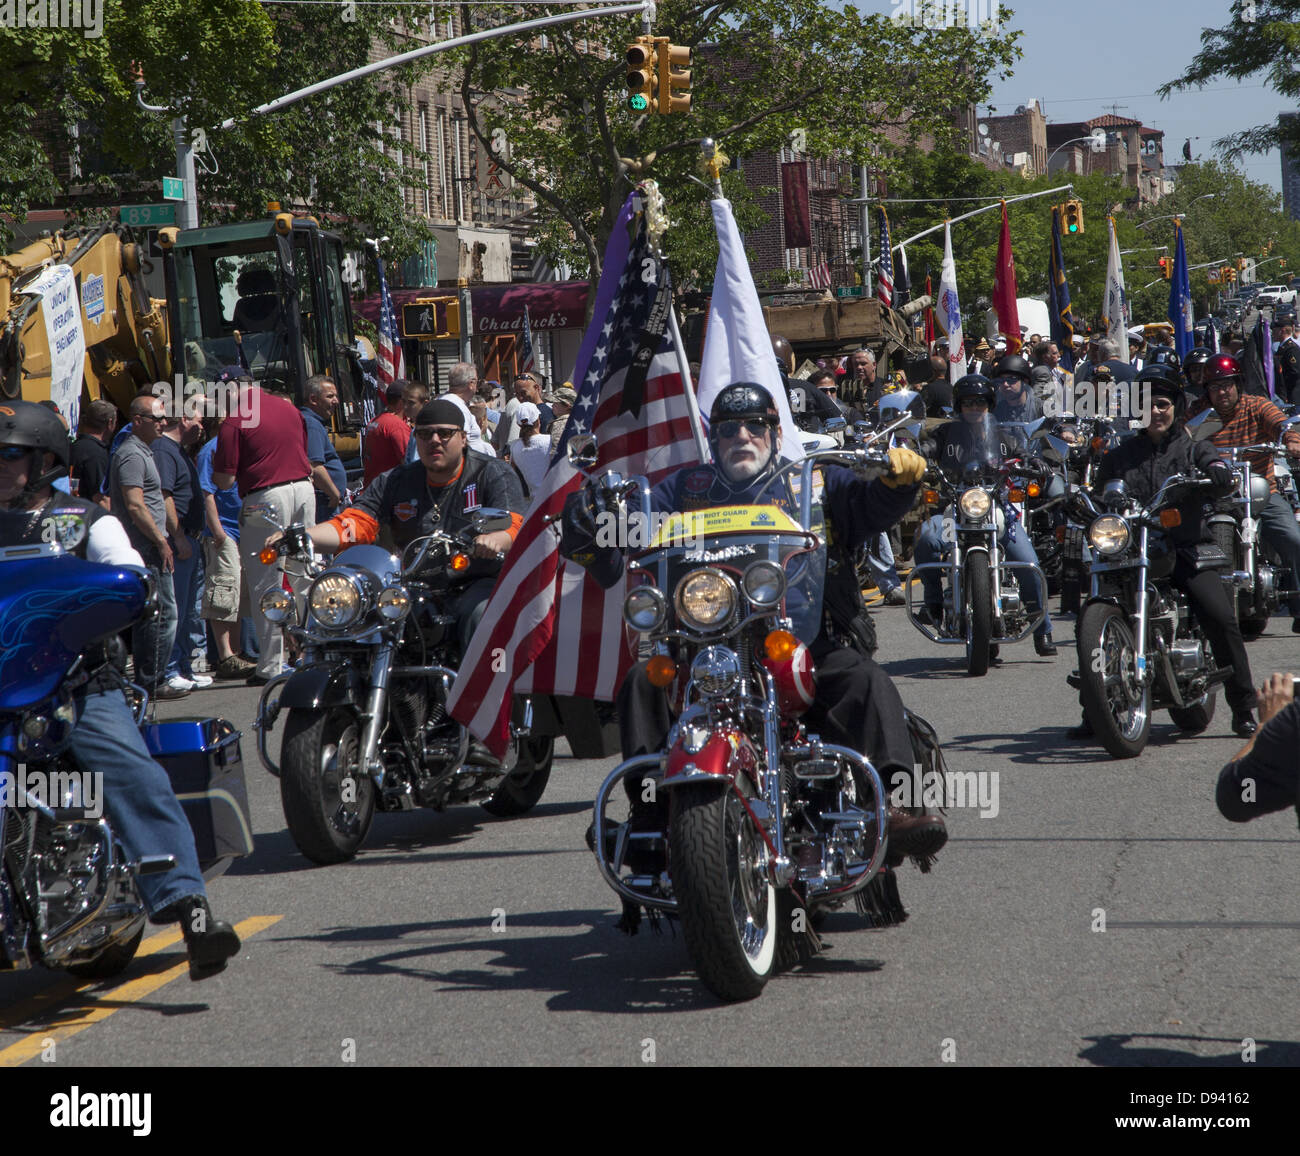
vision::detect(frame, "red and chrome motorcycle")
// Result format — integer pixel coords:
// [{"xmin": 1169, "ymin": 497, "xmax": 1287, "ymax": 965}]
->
[{"xmin": 582, "ymin": 443, "xmax": 944, "ymax": 1002}]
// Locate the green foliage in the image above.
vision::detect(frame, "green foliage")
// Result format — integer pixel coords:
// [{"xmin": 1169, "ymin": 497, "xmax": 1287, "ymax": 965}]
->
[{"xmin": 447, "ymin": 0, "xmax": 1019, "ymax": 281}]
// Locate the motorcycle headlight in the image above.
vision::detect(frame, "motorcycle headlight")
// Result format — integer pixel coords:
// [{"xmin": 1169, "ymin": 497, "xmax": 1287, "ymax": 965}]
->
[
  {"xmin": 1088, "ymin": 515, "xmax": 1131, "ymax": 557},
  {"xmin": 742, "ymin": 560, "xmax": 786, "ymax": 608},
  {"xmin": 308, "ymin": 572, "xmax": 364, "ymax": 629},
  {"xmin": 674, "ymin": 568, "xmax": 737, "ymax": 631},
  {"xmin": 690, "ymin": 646, "xmax": 741, "ymax": 697},
  {"xmin": 260, "ymin": 587, "xmax": 294, "ymax": 624},
  {"xmin": 959, "ymin": 488, "xmax": 993, "ymax": 520},
  {"xmin": 377, "ymin": 586, "xmax": 411, "ymax": 621},
  {"xmin": 623, "ymin": 585, "xmax": 667, "ymax": 631}
]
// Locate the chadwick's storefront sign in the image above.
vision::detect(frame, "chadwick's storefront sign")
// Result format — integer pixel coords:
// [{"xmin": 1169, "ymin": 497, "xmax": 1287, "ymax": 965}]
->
[{"xmin": 470, "ymin": 280, "xmax": 590, "ymax": 334}]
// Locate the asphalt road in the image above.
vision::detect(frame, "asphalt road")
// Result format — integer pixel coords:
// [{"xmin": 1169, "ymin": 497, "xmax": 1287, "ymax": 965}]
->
[{"xmin": 2, "ymin": 600, "xmax": 1297, "ymax": 1069}]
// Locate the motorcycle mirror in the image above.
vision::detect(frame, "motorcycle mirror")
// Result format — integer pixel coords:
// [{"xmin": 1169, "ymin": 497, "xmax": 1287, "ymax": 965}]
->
[
  {"xmin": 823, "ymin": 415, "xmax": 846, "ymax": 433},
  {"xmin": 1042, "ymin": 434, "xmax": 1072, "ymax": 461},
  {"xmin": 879, "ymin": 390, "xmax": 920, "ymax": 418},
  {"xmin": 567, "ymin": 434, "xmax": 599, "ymax": 471},
  {"xmin": 472, "ymin": 507, "xmax": 514, "ymax": 534},
  {"xmin": 853, "ymin": 420, "xmax": 874, "ymax": 436},
  {"xmin": 1102, "ymin": 478, "xmax": 1129, "ymax": 506}
]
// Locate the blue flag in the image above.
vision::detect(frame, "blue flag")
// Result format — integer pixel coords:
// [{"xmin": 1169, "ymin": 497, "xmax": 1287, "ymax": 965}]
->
[
  {"xmin": 1047, "ymin": 206, "xmax": 1076, "ymax": 369},
  {"xmin": 1168, "ymin": 221, "xmax": 1194, "ymax": 359}
]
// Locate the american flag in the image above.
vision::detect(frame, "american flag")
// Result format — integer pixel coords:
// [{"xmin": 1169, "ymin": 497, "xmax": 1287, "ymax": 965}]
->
[
  {"xmin": 807, "ymin": 260, "xmax": 832, "ymax": 290},
  {"xmin": 876, "ymin": 207, "xmax": 894, "ymax": 306},
  {"xmin": 375, "ymin": 256, "xmax": 405, "ymax": 389},
  {"xmin": 519, "ymin": 304, "xmax": 536, "ymax": 374},
  {"xmin": 447, "ymin": 191, "xmax": 702, "ymax": 756}
]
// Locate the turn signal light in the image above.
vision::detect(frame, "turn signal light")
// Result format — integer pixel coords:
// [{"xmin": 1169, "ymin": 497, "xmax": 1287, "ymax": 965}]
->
[
  {"xmin": 1008, "ymin": 487, "xmax": 1026, "ymax": 503},
  {"xmin": 1159, "ymin": 509, "xmax": 1182, "ymax": 529},
  {"xmin": 450, "ymin": 553, "xmax": 471, "ymax": 572},
  {"xmin": 1091, "ymin": 437, "xmax": 1103, "ymax": 453},
  {"xmin": 646, "ymin": 655, "xmax": 678, "ymax": 687},
  {"xmin": 259, "ymin": 546, "xmax": 278, "ymax": 564},
  {"xmin": 923, "ymin": 488, "xmax": 940, "ymax": 504},
  {"xmin": 1027, "ymin": 482, "xmax": 1041, "ymax": 498},
  {"xmin": 765, "ymin": 629, "xmax": 798, "ymax": 661}
]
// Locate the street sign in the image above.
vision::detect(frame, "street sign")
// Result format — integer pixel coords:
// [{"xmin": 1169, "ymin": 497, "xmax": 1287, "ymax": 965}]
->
[
  {"xmin": 119, "ymin": 203, "xmax": 176, "ymax": 228},
  {"xmin": 836, "ymin": 286, "xmax": 863, "ymax": 299},
  {"xmin": 162, "ymin": 176, "xmax": 185, "ymax": 201}
]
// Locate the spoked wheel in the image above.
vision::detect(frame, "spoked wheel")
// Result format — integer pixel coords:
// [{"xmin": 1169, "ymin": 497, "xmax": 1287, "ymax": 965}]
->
[
  {"xmin": 670, "ymin": 782, "xmax": 777, "ymax": 1002},
  {"xmin": 964, "ymin": 553, "xmax": 992, "ymax": 677},
  {"xmin": 280, "ymin": 707, "xmax": 375, "ymax": 864},
  {"xmin": 1077, "ymin": 603, "xmax": 1151, "ymax": 758},
  {"xmin": 482, "ymin": 736, "xmax": 554, "ymax": 817}
]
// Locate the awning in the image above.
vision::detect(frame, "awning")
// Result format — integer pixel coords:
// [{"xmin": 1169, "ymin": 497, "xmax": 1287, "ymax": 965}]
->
[{"xmin": 354, "ymin": 279, "xmax": 590, "ymax": 334}]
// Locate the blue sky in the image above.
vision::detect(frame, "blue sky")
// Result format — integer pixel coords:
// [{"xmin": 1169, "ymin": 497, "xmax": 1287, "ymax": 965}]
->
[{"xmin": 865, "ymin": 0, "xmax": 1291, "ymax": 194}]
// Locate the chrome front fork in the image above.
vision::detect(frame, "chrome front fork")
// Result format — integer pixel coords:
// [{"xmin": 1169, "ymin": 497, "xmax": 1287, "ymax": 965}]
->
[{"xmin": 359, "ymin": 645, "xmax": 393, "ymax": 787}]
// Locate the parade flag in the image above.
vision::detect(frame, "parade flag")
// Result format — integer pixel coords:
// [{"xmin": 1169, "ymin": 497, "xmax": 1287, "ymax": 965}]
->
[
  {"xmin": 447, "ymin": 191, "xmax": 702, "ymax": 756},
  {"xmin": 1047, "ymin": 205, "xmax": 1076, "ymax": 369},
  {"xmin": 519, "ymin": 304, "xmax": 536, "ymax": 374},
  {"xmin": 938, "ymin": 223, "xmax": 965, "ymax": 384},
  {"xmin": 1103, "ymin": 216, "xmax": 1129, "ymax": 355},
  {"xmin": 992, "ymin": 201, "xmax": 1020, "ymax": 353},
  {"xmin": 924, "ymin": 269, "xmax": 934, "ymax": 347},
  {"xmin": 1243, "ymin": 315, "xmax": 1274, "ymax": 399},
  {"xmin": 876, "ymin": 207, "xmax": 895, "ymax": 306},
  {"xmin": 807, "ymin": 259, "xmax": 832, "ymax": 290},
  {"xmin": 781, "ymin": 161, "xmax": 812, "ymax": 250},
  {"xmin": 894, "ymin": 243, "xmax": 911, "ymax": 309},
  {"xmin": 375, "ymin": 256, "xmax": 405, "ymax": 389},
  {"xmin": 1167, "ymin": 220, "xmax": 1194, "ymax": 359}
]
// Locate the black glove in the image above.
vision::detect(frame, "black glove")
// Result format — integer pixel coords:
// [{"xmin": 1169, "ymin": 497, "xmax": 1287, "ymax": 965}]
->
[{"xmin": 1207, "ymin": 461, "xmax": 1233, "ymax": 490}]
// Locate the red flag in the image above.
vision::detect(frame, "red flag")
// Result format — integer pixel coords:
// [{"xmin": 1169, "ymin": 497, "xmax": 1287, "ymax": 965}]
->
[
  {"xmin": 993, "ymin": 201, "xmax": 1021, "ymax": 354},
  {"xmin": 781, "ymin": 162, "xmax": 811, "ymax": 250},
  {"xmin": 446, "ymin": 194, "xmax": 702, "ymax": 756}
]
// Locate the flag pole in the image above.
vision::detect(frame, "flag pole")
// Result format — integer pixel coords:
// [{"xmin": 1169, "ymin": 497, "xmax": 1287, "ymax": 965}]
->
[{"xmin": 668, "ymin": 303, "xmax": 711, "ymax": 464}]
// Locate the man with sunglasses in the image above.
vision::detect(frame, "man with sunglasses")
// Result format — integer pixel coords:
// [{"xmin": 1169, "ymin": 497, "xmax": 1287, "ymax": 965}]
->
[{"xmin": 282, "ymin": 399, "xmax": 525, "ymax": 654}]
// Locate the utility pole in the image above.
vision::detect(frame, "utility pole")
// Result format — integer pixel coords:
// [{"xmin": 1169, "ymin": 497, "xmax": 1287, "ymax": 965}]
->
[{"xmin": 134, "ymin": 68, "xmax": 199, "ymax": 230}]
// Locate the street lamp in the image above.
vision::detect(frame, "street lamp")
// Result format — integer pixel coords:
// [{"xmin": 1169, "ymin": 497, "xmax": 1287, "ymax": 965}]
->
[
  {"xmin": 1135, "ymin": 193, "xmax": 1217, "ymax": 231},
  {"xmin": 1045, "ymin": 132, "xmax": 1107, "ymax": 173}
]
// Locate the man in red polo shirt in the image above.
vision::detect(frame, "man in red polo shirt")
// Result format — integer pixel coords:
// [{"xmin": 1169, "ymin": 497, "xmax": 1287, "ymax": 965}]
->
[
  {"xmin": 362, "ymin": 380, "xmax": 412, "ymax": 485},
  {"xmin": 211, "ymin": 376, "xmax": 315, "ymax": 684}
]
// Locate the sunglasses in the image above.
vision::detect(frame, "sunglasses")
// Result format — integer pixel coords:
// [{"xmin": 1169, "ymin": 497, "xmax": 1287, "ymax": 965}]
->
[
  {"xmin": 414, "ymin": 426, "xmax": 463, "ymax": 442},
  {"xmin": 0, "ymin": 445, "xmax": 32, "ymax": 462},
  {"xmin": 715, "ymin": 419, "xmax": 775, "ymax": 439},
  {"xmin": 1149, "ymin": 398, "xmax": 1175, "ymax": 411},
  {"xmin": 134, "ymin": 413, "xmax": 166, "ymax": 424},
  {"xmin": 960, "ymin": 398, "xmax": 991, "ymax": 408}
]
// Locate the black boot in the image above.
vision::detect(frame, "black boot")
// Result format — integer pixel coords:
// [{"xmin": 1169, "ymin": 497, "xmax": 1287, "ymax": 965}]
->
[
  {"xmin": 1034, "ymin": 631, "xmax": 1058, "ymax": 657},
  {"xmin": 166, "ymin": 896, "xmax": 241, "ymax": 982}
]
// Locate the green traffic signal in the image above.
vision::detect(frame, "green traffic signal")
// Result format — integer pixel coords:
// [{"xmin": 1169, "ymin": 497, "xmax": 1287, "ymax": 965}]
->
[
  {"xmin": 1068, "ymin": 222, "xmax": 1078, "ymax": 233},
  {"xmin": 629, "ymin": 94, "xmax": 648, "ymax": 112}
]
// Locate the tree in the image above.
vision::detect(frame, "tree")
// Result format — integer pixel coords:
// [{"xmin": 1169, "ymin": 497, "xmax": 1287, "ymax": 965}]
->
[
  {"xmin": 0, "ymin": 1, "xmax": 431, "ymax": 257},
  {"xmin": 448, "ymin": 0, "xmax": 1020, "ymax": 283},
  {"xmin": 1157, "ymin": 0, "xmax": 1300, "ymax": 161}
]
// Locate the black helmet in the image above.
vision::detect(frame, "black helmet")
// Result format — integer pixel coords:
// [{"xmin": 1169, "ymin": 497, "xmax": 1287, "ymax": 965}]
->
[
  {"xmin": 1183, "ymin": 346, "xmax": 1213, "ymax": 372},
  {"xmin": 1203, "ymin": 353, "xmax": 1242, "ymax": 387},
  {"xmin": 1136, "ymin": 363, "xmax": 1186, "ymax": 418},
  {"xmin": 952, "ymin": 374, "xmax": 995, "ymax": 406},
  {"xmin": 991, "ymin": 353, "xmax": 1031, "ymax": 382},
  {"xmin": 0, "ymin": 401, "xmax": 71, "ymax": 500},
  {"xmin": 708, "ymin": 382, "xmax": 781, "ymax": 485},
  {"xmin": 1145, "ymin": 344, "xmax": 1180, "ymax": 369}
]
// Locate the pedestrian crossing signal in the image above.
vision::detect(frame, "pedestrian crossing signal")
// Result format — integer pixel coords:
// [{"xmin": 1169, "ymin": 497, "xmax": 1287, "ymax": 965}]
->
[{"xmin": 657, "ymin": 41, "xmax": 691, "ymax": 116}]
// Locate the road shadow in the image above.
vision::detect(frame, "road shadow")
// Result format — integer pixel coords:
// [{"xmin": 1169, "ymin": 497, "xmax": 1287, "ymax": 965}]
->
[
  {"xmin": 272, "ymin": 908, "xmax": 890, "ymax": 1014},
  {"xmin": 943, "ymin": 727, "xmax": 1109, "ymax": 765},
  {"xmin": 1079, "ymin": 1032, "xmax": 1300, "ymax": 1066},
  {"xmin": 880, "ymin": 653, "xmax": 1059, "ymax": 681}
]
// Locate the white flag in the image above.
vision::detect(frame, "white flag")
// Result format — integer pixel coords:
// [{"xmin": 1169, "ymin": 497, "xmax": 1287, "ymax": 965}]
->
[
  {"xmin": 698, "ymin": 198, "xmax": 804, "ymax": 460},
  {"xmin": 1104, "ymin": 216, "xmax": 1128, "ymax": 353},
  {"xmin": 938, "ymin": 223, "xmax": 965, "ymax": 385}
]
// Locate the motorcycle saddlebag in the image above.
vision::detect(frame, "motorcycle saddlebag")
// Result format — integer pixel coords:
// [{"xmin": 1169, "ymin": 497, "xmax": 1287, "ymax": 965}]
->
[
  {"xmin": 144, "ymin": 717, "xmax": 254, "ymax": 877},
  {"xmin": 1189, "ymin": 542, "xmax": 1230, "ymax": 574}
]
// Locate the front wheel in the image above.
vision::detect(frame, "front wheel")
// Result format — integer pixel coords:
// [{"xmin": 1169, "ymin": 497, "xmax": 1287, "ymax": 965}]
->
[
  {"xmin": 670, "ymin": 782, "xmax": 777, "ymax": 1002},
  {"xmin": 1077, "ymin": 602, "xmax": 1151, "ymax": 758},
  {"xmin": 482, "ymin": 736, "xmax": 554, "ymax": 817},
  {"xmin": 964, "ymin": 552, "xmax": 992, "ymax": 677},
  {"xmin": 280, "ymin": 707, "xmax": 375, "ymax": 865}
]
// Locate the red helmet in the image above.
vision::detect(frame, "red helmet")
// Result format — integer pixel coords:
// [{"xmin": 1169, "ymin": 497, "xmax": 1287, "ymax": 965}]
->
[{"xmin": 1203, "ymin": 354, "xmax": 1241, "ymax": 387}]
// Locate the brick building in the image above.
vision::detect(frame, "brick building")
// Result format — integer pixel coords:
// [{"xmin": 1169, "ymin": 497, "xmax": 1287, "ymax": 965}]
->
[
  {"xmin": 1045, "ymin": 115, "xmax": 1166, "ymax": 206},
  {"xmin": 1281, "ymin": 112, "xmax": 1300, "ymax": 222}
]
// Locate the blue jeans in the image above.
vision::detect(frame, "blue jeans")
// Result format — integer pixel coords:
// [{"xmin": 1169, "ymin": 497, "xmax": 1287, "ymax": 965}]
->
[
  {"xmin": 167, "ymin": 533, "xmax": 204, "ymax": 680},
  {"xmin": 1256, "ymin": 492, "xmax": 1300, "ymax": 617},
  {"xmin": 863, "ymin": 532, "xmax": 901, "ymax": 594},
  {"xmin": 133, "ymin": 548, "xmax": 178, "ymax": 691},
  {"xmin": 67, "ymin": 689, "xmax": 208, "ymax": 918},
  {"xmin": 914, "ymin": 513, "xmax": 1052, "ymax": 639}
]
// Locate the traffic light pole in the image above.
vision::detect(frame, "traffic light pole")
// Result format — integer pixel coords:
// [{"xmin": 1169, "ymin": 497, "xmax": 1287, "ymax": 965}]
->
[{"xmin": 884, "ymin": 184, "xmax": 1076, "ymax": 252}]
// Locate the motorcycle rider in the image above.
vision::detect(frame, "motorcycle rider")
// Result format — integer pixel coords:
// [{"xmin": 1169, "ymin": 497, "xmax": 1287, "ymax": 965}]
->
[
  {"xmin": 991, "ymin": 353, "xmax": 1042, "ymax": 424},
  {"xmin": 274, "ymin": 399, "xmax": 525, "ymax": 653},
  {"xmin": 1070, "ymin": 365, "xmax": 1259, "ymax": 738},
  {"xmin": 914, "ymin": 375, "xmax": 1057, "ymax": 657},
  {"xmin": 563, "ymin": 382, "xmax": 948, "ymax": 862},
  {"xmin": 1182, "ymin": 347, "xmax": 1214, "ymax": 401},
  {"xmin": 1186, "ymin": 353, "xmax": 1300, "ymax": 635},
  {"xmin": 0, "ymin": 401, "xmax": 241, "ymax": 980}
]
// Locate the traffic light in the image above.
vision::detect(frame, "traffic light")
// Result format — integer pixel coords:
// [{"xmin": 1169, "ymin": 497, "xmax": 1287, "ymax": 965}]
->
[
  {"xmin": 402, "ymin": 296, "xmax": 459, "ymax": 340},
  {"xmin": 1238, "ymin": 258, "xmax": 1248, "ymax": 270},
  {"xmin": 656, "ymin": 40, "xmax": 691, "ymax": 115},
  {"xmin": 1159, "ymin": 257, "xmax": 1171, "ymax": 280},
  {"xmin": 1280, "ymin": 259, "xmax": 1287, "ymax": 268},
  {"xmin": 626, "ymin": 36, "xmax": 657, "ymax": 114},
  {"xmin": 1061, "ymin": 199, "xmax": 1084, "ymax": 235}
]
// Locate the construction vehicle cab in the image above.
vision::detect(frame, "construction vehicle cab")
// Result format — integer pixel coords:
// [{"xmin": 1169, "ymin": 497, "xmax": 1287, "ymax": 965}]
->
[{"xmin": 160, "ymin": 213, "xmax": 364, "ymax": 431}]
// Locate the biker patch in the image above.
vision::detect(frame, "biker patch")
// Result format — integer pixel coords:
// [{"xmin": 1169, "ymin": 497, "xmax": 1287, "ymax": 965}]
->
[
  {"xmin": 40, "ymin": 513, "xmax": 87, "ymax": 550},
  {"xmin": 683, "ymin": 469, "xmax": 712, "ymax": 495},
  {"xmin": 393, "ymin": 500, "xmax": 418, "ymax": 522},
  {"xmin": 463, "ymin": 482, "xmax": 480, "ymax": 512}
]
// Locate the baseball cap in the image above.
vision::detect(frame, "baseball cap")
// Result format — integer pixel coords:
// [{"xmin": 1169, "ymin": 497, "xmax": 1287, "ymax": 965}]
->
[{"xmin": 516, "ymin": 401, "xmax": 541, "ymax": 425}]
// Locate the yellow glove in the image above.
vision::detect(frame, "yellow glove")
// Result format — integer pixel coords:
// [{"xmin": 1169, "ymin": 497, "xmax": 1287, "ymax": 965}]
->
[{"xmin": 882, "ymin": 446, "xmax": 926, "ymax": 488}]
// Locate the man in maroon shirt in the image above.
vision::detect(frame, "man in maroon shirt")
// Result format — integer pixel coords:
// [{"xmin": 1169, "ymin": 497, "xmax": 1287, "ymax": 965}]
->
[
  {"xmin": 211, "ymin": 377, "xmax": 315, "ymax": 684},
  {"xmin": 362, "ymin": 380, "xmax": 412, "ymax": 485}
]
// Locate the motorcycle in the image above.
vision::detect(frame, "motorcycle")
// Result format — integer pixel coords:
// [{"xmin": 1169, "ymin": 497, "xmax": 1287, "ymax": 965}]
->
[
  {"xmin": 579, "ymin": 438, "xmax": 948, "ymax": 1002},
  {"xmin": 906, "ymin": 414, "xmax": 1048, "ymax": 675},
  {"xmin": 1069, "ymin": 474, "xmax": 1231, "ymax": 758},
  {"xmin": 1, "ymin": 543, "xmax": 251, "ymax": 978},
  {"xmin": 253, "ymin": 512, "xmax": 555, "ymax": 865}
]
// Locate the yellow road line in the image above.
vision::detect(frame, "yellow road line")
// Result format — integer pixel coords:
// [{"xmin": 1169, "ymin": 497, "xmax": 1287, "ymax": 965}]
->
[{"xmin": 0, "ymin": 915, "xmax": 281, "ymax": 1067}]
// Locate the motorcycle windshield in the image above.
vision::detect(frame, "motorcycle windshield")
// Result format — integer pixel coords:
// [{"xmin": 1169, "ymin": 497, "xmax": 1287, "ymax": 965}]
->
[
  {"xmin": 648, "ymin": 504, "xmax": 827, "ymax": 645},
  {"xmin": 941, "ymin": 412, "xmax": 1006, "ymax": 483}
]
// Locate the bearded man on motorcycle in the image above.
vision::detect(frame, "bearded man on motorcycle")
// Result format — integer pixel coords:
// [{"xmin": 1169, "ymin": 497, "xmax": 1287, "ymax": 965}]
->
[
  {"xmin": 563, "ymin": 382, "xmax": 948, "ymax": 861},
  {"xmin": 1186, "ymin": 353, "xmax": 1300, "ymax": 635},
  {"xmin": 913, "ymin": 374, "xmax": 1057, "ymax": 656},
  {"xmin": 276, "ymin": 399, "xmax": 526, "ymax": 653},
  {"xmin": 0, "ymin": 401, "xmax": 241, "ymax": 980},
  {"xmin": 1070, "ymin": 365, "xmax": 1258, "ymax": 738}
]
